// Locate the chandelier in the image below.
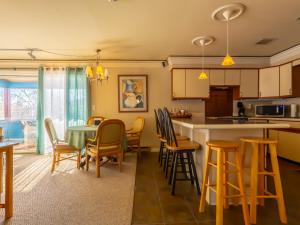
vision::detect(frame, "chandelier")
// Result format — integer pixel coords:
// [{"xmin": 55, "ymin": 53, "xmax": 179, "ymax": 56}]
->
[{"xmin": 85, "ymin": 49, "xmax": 109, "ymax": 83}]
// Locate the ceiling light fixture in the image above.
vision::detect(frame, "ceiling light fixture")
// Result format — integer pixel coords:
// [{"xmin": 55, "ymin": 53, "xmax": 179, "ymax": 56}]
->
[
  {"xmin": 222, "ymin": 10, "xmax": 235, "ymax": 66},
  {"xmin": 211, "ymin": 3, "xmax": 246, "ymax": 66},
  {"xmin": 85, "ymin": 49, "xmax": 109, "ymax": 84},
  {"xmin": 192, "ymin": 36, "xmax": 215, "ymax": 80}
]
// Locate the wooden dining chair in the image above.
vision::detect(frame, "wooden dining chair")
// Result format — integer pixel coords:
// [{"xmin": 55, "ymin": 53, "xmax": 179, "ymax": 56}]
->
[
  {"xmin": 86, "ymin": 116, "xmax": 105, "ymax": 126},
  {"xmin": 126, "ymin": 117, "xmax": 145, "ymax": 156},
  {"xmin": 85, "ymin": 119, "xmax": 125, "ymax": 178},
  {"xmin": 44, "ymin": 118, "xmax": 81, "ymax": 172}
]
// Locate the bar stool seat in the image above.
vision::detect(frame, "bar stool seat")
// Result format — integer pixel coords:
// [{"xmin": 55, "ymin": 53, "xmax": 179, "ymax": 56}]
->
[
  {"xmin": 199, "ymin": 140, "xmax": 250, "ymax": 225},
  {"xmin": 207, "ymin": 140, "xmax": 240, "ymax": 149},
  {"xmin": 240, "ymin": 137, "xmax": 277, "ymax": 144},
  {"xmin": 166, "ymin": 140, "xmax": 200, "ymax": 151}
]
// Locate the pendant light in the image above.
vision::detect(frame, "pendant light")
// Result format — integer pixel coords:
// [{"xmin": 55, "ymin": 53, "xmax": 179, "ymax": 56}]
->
[
  {"xmin": 85, "ymin": 49, "xmax": 109, "ymax": 84},
  {"xmin": 211, "ymin": 3, "xmax": 246, "ymax": 67},
  {"xmin": 199, "ymin": 40, "xmax": 208, "ymax": 80},
  {"xmin": 222, "ymin": 10, "xmax": 235, "ymax": 66},
  {"xmin": 192, "ymin": 36, "xmax": 215, "ymax": 80}
]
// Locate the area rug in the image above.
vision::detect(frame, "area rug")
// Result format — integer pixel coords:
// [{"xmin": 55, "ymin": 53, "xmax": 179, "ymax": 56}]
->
[{"xmin": 0, "ymin": 153, "xmax": 137, "ymax": 225}]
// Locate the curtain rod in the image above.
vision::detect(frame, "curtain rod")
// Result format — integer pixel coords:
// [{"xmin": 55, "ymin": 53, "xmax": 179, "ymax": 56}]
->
[
  {"xmin": 0, "ymin": 67, "xmax": 38, "ymax": 70},
  {"xmin": 0, "ymin": 75, "xmax": 37, "ymax": 77}
]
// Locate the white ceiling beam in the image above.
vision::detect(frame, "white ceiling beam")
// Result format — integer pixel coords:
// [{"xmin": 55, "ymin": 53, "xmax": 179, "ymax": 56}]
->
[{"xmin": 168, "ymin": 56, "xmax": 270, "ymax": 69}]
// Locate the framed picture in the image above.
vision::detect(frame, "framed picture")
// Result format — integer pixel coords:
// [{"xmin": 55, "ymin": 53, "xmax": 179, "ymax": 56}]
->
[{"xmin": 118, "ymin": 75, "xmax": 148, "ymax": 112}]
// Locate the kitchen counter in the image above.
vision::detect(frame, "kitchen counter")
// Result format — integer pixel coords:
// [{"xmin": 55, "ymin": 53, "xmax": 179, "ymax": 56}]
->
[
  {"xmin": 172, "ymin": 117, "xmax": 290, "ymax": 129},
  {"xmin": 248, "ymin": 117, "xmax": 300, "ymax": 122},
  {"xmin": 172, "ymin": 117, "xmax": 290, "ymax": 205}
]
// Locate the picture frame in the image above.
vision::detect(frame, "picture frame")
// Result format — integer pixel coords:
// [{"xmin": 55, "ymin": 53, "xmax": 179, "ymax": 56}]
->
[{"xmin": 118, "ymin": 75, "xmax": 148, "ymax": 112}]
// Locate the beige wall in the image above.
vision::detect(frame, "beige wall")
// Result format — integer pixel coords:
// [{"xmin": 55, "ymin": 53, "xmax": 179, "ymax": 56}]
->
[{"xmin": 90, "ymin": 66, "xmax": 204, "ymax": 148}]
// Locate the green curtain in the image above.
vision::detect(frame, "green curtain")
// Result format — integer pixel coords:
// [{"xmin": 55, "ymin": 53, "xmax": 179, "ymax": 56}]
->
[
  {"xmin": 66, "ymin": 67, "xmax": 90, "ymax": 127},
  {"xmin": 36, "ymin": 67, "xmax": 44, "ymax": 154}
]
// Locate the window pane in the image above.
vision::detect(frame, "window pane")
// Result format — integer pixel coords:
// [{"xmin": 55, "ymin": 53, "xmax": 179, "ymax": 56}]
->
[
  {"xmin": 10, "ymin": 88, "xmax": 37, "ymax": 120},
  {"xmin": 0, "ymin": 88, "xmax": 4, "ymax": 120}
]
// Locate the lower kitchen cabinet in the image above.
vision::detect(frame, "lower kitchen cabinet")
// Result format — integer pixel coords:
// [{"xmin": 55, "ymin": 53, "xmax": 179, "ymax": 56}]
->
[{"xmin": 269, "ymin": 129, "xmax": 300, "ymax": 163}]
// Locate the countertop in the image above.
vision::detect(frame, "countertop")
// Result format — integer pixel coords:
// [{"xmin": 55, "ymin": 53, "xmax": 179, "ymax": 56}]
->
[
  {"xmin": 172, "ymin": 117, "xmax": 291, "ymax": 129},
  {"xmin": 248, "ymin": 117, "xmax": 300, "ymax": 122}
]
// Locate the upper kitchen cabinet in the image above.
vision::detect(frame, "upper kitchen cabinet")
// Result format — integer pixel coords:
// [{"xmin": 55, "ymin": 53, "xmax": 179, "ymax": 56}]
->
[
  {"xmin": 225, "ymin": 69, "xmax": 240, "ymax": 85},
  {"xmin": 259, "ymin": 67, "xmax": 279, "ymax": 98},
  {"xmin": 279, "ymin": 63, "xmax": 300, "ymax": 97},
  {"xmin": 185, "ymin": 69, "xmax": 209, "ymax": 98},
  {"xmin": 209, "ymin": 69, "xmax": 225, "ymax": 85},
  {"xmin": 171, "ymin": 69, "xmax": 209, "ymax": 99},
  {"xmin": 172, "ymin": 69, "xmax": 186, "ymax": 98},
  {"xmin": 240, "ymin": 69, "xmax": 259, "ymax": 98},
  {"xmin": 279, "ymin": 63, "xmax": 292, "ymax": 96}
]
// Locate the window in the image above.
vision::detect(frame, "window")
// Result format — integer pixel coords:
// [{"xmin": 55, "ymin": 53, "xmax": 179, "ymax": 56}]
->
[
  {"xmin": 10, "ymin": 88, "xmax": 37, "ymax": 120},
  {"xmin": 0, "ymin": 88, "xmax": 4, "ymax": 120},
  {"xmin": 0, "ymin": 80, "xmax": 38, "ymax": 152}
]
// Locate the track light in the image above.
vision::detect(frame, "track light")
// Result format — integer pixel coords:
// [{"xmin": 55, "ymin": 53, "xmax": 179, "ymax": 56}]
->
[{"xmin": 27, "ymin": 50, "xmax": 36, "ymax": 60}]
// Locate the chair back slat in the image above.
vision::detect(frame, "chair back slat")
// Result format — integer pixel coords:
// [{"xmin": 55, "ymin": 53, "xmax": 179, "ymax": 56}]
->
[
  {"xmin": 44, "ymin": 118, "xmax": 59, "ymax": 146},
  {"xmin": 154, "ymin": 109, "xmax": 160, "ymax": 136},
  {"xmin": 157, "ymin": 108, "xmax": 166, "ymax": 139},
  {"xmin": 163, "ymin": 108, "xmax": 178, "ymax": 147}
]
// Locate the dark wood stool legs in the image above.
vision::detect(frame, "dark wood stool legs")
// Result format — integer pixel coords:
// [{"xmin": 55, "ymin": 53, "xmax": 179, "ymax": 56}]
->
[{"xmin": 169, "ymin": 150, "xmax": 200, "ymax": 195}]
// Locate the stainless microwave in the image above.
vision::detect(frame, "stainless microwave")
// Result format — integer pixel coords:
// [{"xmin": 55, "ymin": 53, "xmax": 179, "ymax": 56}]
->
[{"xmin": 255, "ymin": 105, "xmax": 286, "ymax": 117}]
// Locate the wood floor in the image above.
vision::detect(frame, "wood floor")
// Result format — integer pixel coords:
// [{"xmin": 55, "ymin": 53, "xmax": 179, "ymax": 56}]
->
[{"xmin": 132, "ymin": 152, "xmax": 300, "ymax": 225}]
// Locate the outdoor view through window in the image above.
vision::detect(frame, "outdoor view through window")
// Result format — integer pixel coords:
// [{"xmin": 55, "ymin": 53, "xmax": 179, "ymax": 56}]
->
[{"xmin": 0, "ymin": 83, "xmax": 37, "ymax": 152}]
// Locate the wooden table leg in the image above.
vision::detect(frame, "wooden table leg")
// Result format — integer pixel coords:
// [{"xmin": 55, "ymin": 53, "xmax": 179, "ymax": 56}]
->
[{"xmin": 5, "ymin": 146, "xmax": 13, "ymax": 219}]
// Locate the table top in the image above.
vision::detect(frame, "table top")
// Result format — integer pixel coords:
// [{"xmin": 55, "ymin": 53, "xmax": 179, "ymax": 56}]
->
[
  {"xmin": 0, "ymin": 140, "xmax": 19, "ymax": 149},
  {"xmin": 67, "ymin": 125, "xmax": 98, "ymax": 132},
  {"xmin": 172, "ymin": 117, "xmax": 291, "ymax": 129}
]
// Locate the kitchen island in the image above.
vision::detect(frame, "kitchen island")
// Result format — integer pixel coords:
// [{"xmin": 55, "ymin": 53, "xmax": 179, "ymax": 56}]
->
[{"xmin": 172, "ymin": 117, "xmax": 290, "ymax": 205}]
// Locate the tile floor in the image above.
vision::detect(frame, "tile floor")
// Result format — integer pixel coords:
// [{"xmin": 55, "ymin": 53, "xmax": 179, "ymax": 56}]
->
[{"xmin": 132, "ymin": 152, "xmax": 300, "ymax": 225}]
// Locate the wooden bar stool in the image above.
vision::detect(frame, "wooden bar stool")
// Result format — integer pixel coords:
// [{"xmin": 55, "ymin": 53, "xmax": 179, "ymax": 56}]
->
[
  {"xmin": 199, "ymin": 140, "xmax": 250, "ymax": 225},
  {"xmin": 162, "ymin": 108, "xmax": 200, "ymax": 195},
  {"xmin": 240, "ymin": 137, "xmax": 287, "ymax": 224},
  {"xmin": 156, "ymin": 108, "xmax": 189, "ymax": 174}
]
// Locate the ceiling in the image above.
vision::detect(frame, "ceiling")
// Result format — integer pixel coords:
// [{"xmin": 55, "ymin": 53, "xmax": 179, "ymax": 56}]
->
[{"xmin": 0, "ymin": 0, "xmax": 299, "ymax": 60}]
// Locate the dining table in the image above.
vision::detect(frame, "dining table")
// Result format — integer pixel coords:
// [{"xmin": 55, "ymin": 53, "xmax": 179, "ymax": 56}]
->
[
  {"xmin": 65, "ymin": 125, "xmax": 128, "ymax": 152},
  {"xmin": 65, "ymin": 125, "xmax": 97, "ymax": 150}
]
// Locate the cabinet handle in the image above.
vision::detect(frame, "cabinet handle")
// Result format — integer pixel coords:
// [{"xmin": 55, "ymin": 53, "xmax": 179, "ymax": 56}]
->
[
  {"xmin": 259, "ymin": 91, "xmax": 261, "ymax": 97},
  {"xmin": 289, "ymin": 88, "xmax": 292, "ymax": 95}
]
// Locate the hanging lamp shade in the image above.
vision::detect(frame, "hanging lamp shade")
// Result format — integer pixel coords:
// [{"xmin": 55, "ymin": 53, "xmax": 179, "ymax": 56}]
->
[
  {"xmin": 85, "ymin": 66, "xmax": 94, "ymax": 78},
  {"xmin": 222, "ymin": 54, "xmax": 235, "ymax": 66},
  {"xmin": 96, "ymin": 64, "xmax": 104, "ymax": 76},
  {"xmin": 198, "ymin": 71, "xmax": 208, "ymax": 80}
]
